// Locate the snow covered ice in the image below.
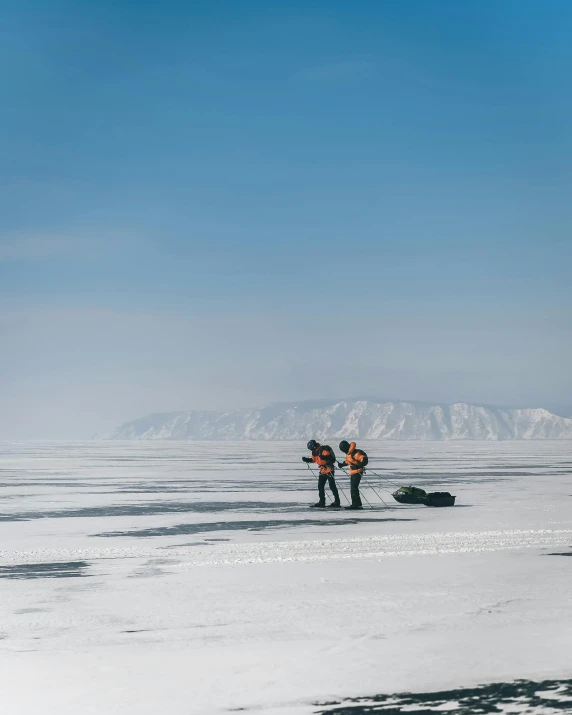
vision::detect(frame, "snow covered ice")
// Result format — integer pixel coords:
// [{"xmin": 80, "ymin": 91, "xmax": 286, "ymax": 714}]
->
[{"xmin": 1, "ymin": 440, "xmax": 572, "ymax": 714}]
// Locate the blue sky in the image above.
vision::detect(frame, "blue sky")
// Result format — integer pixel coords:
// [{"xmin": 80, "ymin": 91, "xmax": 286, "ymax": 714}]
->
[{"xmin": 1, "ymin": 0, "xmax": 571, "ymax": 437}]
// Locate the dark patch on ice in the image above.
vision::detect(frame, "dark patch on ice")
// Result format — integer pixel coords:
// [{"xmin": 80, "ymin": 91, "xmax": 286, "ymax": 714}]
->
[
  {"xmin": 160, "ymin": 542, "xmax": 213, "ymax": 549},
  {"xmin": 122, "ymin": 629, "xmax": 149, "ymax": 633},
  {"xmin": 95, "ymin": 517, "xmax": 415, "ymax": 538},
  {"xmin": 546, "ymin": 549, "xmax": 572, "ymax": 556},
  {"xmin": 15, "ymin": 608, "xmax": 48, "ymax": 614},
  {"xmin": 0, "ymin": 501, "xmax": 301, "ymax": 522},
  {"xmin": 111, "ymin": 481, "xmax": 308, "ymax": 494},
  {"xmin": 205, "ymin": 538, "xmax": 230, "ymax": 541},
  {"xmin": 0, "ymin": 561, "xmax": 90, "ymax": 580},
  {"xmin": 316, "ymin": 677, "xmax": 572, "ymax": 713},
  {"xmin": 0, "ymin": 481, "xmax": 99, "ymax": 488},
  {"xmin": 129, "ymin": 558, "xmax": 178, "ymax": 578},
  {"xmin": 380, "ymin": 470, "xmax": 517, "ymax": 483}
]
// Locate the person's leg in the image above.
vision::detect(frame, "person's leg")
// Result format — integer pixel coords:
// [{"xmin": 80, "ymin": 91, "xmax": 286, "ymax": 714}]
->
[
  {"xmin": 314, "ymin": 473, "xmax": 327, "ymax": 506},
  {"xmin": 350, "ymin": 473, "xmax": 363, "ymax": 507},
  {"xmin": 327, "ymin": 474, "xmax": 340, "ymax": 506}
]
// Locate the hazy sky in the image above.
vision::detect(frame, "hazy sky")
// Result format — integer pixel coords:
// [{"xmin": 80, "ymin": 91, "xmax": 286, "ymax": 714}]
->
[{"xmin": 1, "ymin": 0, "xmax": 571, "ymax": 439}]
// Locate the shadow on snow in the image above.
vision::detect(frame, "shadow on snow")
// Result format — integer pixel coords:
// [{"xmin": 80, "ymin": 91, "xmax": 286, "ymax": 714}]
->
[
  {"xmin": 0, "ymin": 501, "xmax": 303, "ymax": 523},
  {"xmin": 316, "ymin": 677, "xmax": 572, "ymax": 714},
  {"xmin": 0, "ymin": 561, "xmax": 90, "ymax": 580},
  {"xmin": 94, "ymin": 517, "xmax": 416, "ymax": 538}
]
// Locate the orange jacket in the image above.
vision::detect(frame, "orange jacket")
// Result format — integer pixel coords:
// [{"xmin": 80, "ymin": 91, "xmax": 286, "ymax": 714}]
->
[
  {"xmin": 344, "ymin": 442, "xmax": 368, "ymax": 475},
  {"xmin": 312, "ymin": 444, "xmax": 335, "ymax": 475}
]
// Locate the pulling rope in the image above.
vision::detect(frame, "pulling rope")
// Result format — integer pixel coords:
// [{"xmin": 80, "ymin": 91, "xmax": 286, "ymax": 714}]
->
[
  {"xmin": 339, "ymin": 466, "xmax": 391, "ymax": 508},
  {"xmin": 366, "ymin": 468, "xmax": 403, "ymax": 491},
  {"xmin": 361, "ymin": 474, "xmax": 390, "ymax": 507}
]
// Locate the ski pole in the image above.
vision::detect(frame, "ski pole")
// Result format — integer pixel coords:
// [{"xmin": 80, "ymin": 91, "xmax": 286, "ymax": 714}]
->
[
  {"xmin": 335, "ymin": 471, "xmax": 351, "ymax": 506},
  {"xmin": 359, "ymin": 485, "xmax": 373, "ymax": 509},
  {"xmin": 307, "ymin": 463, "xmax": 351, "ymax": 506},
  {"xmin": 314, "ymin": 464, "xmax": 351, "ymax": 506}
]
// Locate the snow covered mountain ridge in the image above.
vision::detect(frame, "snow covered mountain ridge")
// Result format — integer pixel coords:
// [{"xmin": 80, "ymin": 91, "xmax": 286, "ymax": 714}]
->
[{"xmin": 104, "ymin": 400, "xmax": 572, "ymax": 441}]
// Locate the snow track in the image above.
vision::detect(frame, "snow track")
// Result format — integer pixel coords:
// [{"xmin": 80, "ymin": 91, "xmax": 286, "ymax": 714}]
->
[{"xmin": 2, "ymin": 528, "xmax": 571, "ymax": 567}]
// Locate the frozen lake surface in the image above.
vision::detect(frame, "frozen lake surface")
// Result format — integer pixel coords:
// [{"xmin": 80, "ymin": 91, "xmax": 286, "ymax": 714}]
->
[{"xmin": 1, "ymin": 440, "xmax": 571, "ymax": 714}]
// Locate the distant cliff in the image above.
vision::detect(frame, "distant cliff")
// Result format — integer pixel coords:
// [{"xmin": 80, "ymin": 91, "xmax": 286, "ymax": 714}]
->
[{"xmin": 104, "ymin": 400, "xmax": 572, "ymax": 440}]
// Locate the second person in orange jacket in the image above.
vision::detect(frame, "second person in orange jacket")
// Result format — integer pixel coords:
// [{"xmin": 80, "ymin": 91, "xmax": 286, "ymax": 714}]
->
[{"xmin": 338, "ymin": 440, "xmax": 368, "ymax": 509}]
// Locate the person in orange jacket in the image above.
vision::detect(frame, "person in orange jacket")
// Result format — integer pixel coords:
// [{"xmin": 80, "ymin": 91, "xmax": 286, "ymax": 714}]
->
[
  {"xmin": 302, "ymin": 439, "xmax": 340, "ymax": 508},
  {"xmin": 338, "ymin": 440, "xmax": 368, "ymax": 509}
]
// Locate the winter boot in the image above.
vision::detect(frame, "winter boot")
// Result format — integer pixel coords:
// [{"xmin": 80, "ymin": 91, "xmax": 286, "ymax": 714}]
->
[
  {"xmin": 328, "ymin": 501, "xmax": 341, "ymax": 508},
  {"xmin": 344, "ymin": 504, "xmax": 363, "ymax": 510},
  {"xmin": 310, "ymin": 501, "xmax": 326, "ymax": 508}
]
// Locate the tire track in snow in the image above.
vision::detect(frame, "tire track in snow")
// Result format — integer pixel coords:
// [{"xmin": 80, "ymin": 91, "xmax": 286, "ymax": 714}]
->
[{"xmin": 1, "ymin": 529, "xmax": 571, "ymax": 567}]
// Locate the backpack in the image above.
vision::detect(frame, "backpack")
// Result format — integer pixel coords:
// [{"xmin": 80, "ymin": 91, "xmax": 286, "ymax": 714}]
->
[
  {"xmin": 320, "ymin": 445, "xmax": 336, "ymax": 465},
  {"xmin": 354, "ymin": 449, "xmax": 368, "ymax": 468}
]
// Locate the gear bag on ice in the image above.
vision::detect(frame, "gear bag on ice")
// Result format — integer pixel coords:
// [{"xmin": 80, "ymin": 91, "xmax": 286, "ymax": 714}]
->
[
  {"xmin": 392, "ymin": 486, "xmax": 455, "ymax": 507},
  {"xmin": 392, "ymin": 486, "xmax": 427, "ymax": 504},
  {"xmin": 423, "ymin": 491, "xmax": 456, "ymax": 507}
]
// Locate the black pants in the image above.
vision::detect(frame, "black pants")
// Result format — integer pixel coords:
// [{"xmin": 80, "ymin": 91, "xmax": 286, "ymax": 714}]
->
[
  {"xmin": 318, "ymin": 472, "xmax": 340, "ymax": 504},
  {"xmin": 350, "ymin": 473, "xmax": 362, "ymax": 506}
]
